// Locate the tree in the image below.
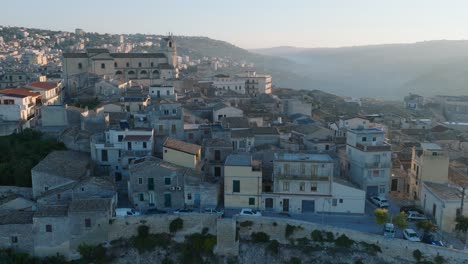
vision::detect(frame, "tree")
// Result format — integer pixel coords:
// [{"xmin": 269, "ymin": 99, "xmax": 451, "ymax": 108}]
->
[
  {"xmin": 455, "ymin": 216, "xmax": 468, "ymax": 233},
  {"xmin": 392, "ymin": 212, "xmax": 408, "ymax": 229},
  {"xmin": 374, "ymin": 208, "xmax": 389, "ymax": 225},
  {"xmin": 416, "ymin": 220, "xmax": 438, "ymax": 234}
]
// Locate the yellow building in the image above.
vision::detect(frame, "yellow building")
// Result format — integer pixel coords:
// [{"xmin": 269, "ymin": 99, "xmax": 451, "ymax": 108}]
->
[
  {"xmin": 163, "ymin": 137, "xmax": 201, "ymax": 169},
  {"xmin": 224, "ymin": 154, "xmax": 262, "ymax": 209},
  {"xmin": 409, "ymin": 143, "xmax": 449, "ymax": 200}
]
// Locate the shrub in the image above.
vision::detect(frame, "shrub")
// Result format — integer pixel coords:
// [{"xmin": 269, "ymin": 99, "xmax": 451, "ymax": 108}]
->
[
  {"xmin": 413, "ymin": 249, "xmax": 423, "ymax": 262},
  {"xmin": 374, "ymin": 208, "xmax": 389, "ymax": 225},
  {"xmin": 434, "ymin": 254, "xmax": 446, "ymax": 264},
  {"xmin": 170, "ymin": 218, "xmax": 184, "ymax": 233},
  {"xmin": 78, "ymin": 243, "xmax": 107, "ymax": 263},
  {"xmin": 266, "ymin": 239, "xmax": 280, "ymax": 255},
  {"xmin": 287, "ymin": 257, "xmax": 302, "ymax": 264},
  {"xmin": 177, "ymin": 233, "xmax": 217, "ymax": 264},
  {"xmin": 354, "ymin": 259, "xmax": 364, "ymax": 264},
  {"xmin": 240, "ymin": 220, "xmax": 253, "ymax": 227},
  {"xmin": 202, "ymin": 227, "xmax": 209, "ymax": 235},
  {"xmin": 359, "ymin": 241, "xmax": 381, "ymax": 255},
  {"xmin": 285, "ymin": 224, "xmax": 297, "ymax": 238},
  {"xmin": 251, "ymin": 232, "xmax": 270, "ymax": 243},
  {"xmin": 325, "ymin": 231, "xmax": 334, "ymax": 242},
  {"xmin": 334, "ymin": 234, "xmax": 354, "ymax": 248},
  {"xmin": 296, "ymin": 237, "xmax": 310, "ymax": 247},
  {"xmin": 162, "ymin": 257, "xmax": 174, "ymax": 264},
  {"xmin": 273, "ymin": 222, "xmax": 278, "ymax": 227},
  {"xmin": 138, "ymin": 225, "xmax": 150, "ymax": 237},
  {"xmin": 311, "ymin": 230, "xmax": 323, "ymax": 242}
]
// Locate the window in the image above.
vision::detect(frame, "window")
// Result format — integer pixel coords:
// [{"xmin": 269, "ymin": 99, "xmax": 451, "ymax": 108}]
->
[
  {"xmin": 85, "ymin": 218, "xmax": 91, "ymax": 228},
  {"xmin": 159, "ymin": 125, "xmax": 164, "ymax": 133},
  {"xmin": 300, "ymin": 163, "xmax": 305, "ymax": 174},
  {"xmin": 372, "ymin": 137, "xmax": 376, "ymax": 142},
  {"xmin": 283, "ymin": 164, "xmax": 290, "ymax": 175},
  {"xmin": 167, "ymin": 90, "xmax": 170, "ymax": 96},
  {"xmin": 172, "ymin": 109, "xmax": 176, "ymax": 114},
  {"xmin": 299, "ymin": 182, "xmax": 305, "ymax": 191},
  {"xmin": 164, "ymin": 149, "xmax": 168, "ymax": 153},
  {"xmin": 78, "ymin": 63, "xmax": 82, "ymax": 69},
  {"xmin": 165, "ymin": 177, "xmax": 171, "ymax": 185},
  {"xmin": 339, "ymin": 199, "xmax": 343, "ymax": 203},
  {"xmin": 187, "ymin": 193, "xmax": 192, "ymax": 200},
  {"xmin": 101, "ymin": 149, "xmax": 108, "ymax": 162},
  {"xmin": 233, "ymin": 180, "xmax": 240, "ymax": 193},
  {"xmin": 138, "ymin": 178, "xmax": 143, "ymax": 184},
  {"xmin": 11, "ymin": 236, "xmax": 18, "ymax": 243},
  {"xmin": 148, "ymin": 178, "xmax": 154, "ymax": 190},
  {"xmin": 283, "ymin": 181, "xmax": 289, "ymax": 191},
  {"xmin": 118, "ymin": 135, "xmax": 123, "ymax": 142},
  {"xmin": 139, "ymin": 193, "xmax": 144, "ymax": 201},
  {"xmin": 362, "ymin": 137, "xmax": 367, "ymax": 142},
  {"xmin": 373, "ymin": 170, "xmax": 380, "ymax": 177},
  {"xmin": 114, "ymin": 62, "xmax": 118, "ymax": 67},
  {"xmin": 57, "ymin": 194, "xmax": 61, "ymax": 199},
  {"xmin": 81, "ymin": 187, "xmax": 85, "ymax": 192},
  {"xmin": 44, "ymin": 186, "xmax": 49, "ymax": 191},
  {"xmin": 379, "ymin": 185, "xmax": 386, "ymax": 194},
  {"xmin": 46, "ymin": 224, "xmax": 52, "ymax": 232},
  {"xmin": 311, "ymin": 165, "xmax": 318, "ymax": 176},
  {"xmin": 143, "ymin": 142, "xmax": 147, "ymax": 149},
  {"xmin": 151, "ymin": 62, "xmax": 154, "ymax": 67},
  {"xmin": 126, "ymin": 62, "xmax": 130, "ymax": 67},
  {"xmin": 164, "ymin": 110, "xmax": 169, "ymax": 115},
  {"xmin": 432, "ymin": 152, "xmax": 438, "ymax": 156},
  {"xmin": 332, "ymin": 199, "xmax": 337, "ymax": 206},
  {"xmin": 138, "ymin": 62, "xmax": 142, "ymax": 67},
  {"xmin": 310, "ymin": 183, "xmax": 317, "ymax": 191},
  {"xmin": 171, "ymin": 124, "xmax": 176, "ymax": 134},
  {"xmin": 249, "ymin": 198, "xmax": 255, "ymax": 205},
  {"xmin": 101, "ymin": 63, "xmax": 105, "ymax": 69},
  {"xmin": 214, "ymin": 166, "xmax": 221, "ymax": 177},
  {"xmin": 214, "ymin": 150, "xmax": 221, "ymax": 161}
]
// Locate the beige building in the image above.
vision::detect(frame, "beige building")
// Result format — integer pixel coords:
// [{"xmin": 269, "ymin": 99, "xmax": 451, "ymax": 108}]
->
[
  {"xmin": 0, "ymin": 88, "xmax": 41, "ymax": 120},
  {"xmin": 421, "ymin": 182, "xmax": 468, "ymax": 233},
  {"xmin": 236, "ymin": 71, "xmax": 272, "ymax": 96},
  {"xmin": 163, "ymin": 137, "xmax": 201, "ymax": 169},
  {"xmin": 409, "ymin": 143, "xmax": 449, "ymax": 200},
  {"xmin": 224, "ymin": 154, "xmax": 262, "ymax": 209}
]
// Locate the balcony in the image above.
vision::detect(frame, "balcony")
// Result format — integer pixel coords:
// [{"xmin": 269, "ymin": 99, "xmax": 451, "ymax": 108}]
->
[
  {"xmin": 364, "ymin": 162, "xmax": 391, "ymax": 168},
  {"xmin": 355, "ymin": 143, "xmax": 391, "ymax": 152},
  {"xmin": 275, "ymin": 174, "xmax": 330, "ymax": 181}
]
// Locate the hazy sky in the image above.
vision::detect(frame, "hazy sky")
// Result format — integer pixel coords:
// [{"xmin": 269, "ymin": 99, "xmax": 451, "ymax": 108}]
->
[{"xmin": 1, "ymin": 0, "xmax": 468, "ymax": 49}]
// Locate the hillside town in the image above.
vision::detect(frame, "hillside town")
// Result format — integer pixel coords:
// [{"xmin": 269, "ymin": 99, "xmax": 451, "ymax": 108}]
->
[{"xmin": 0, "ymin": 25, "xmax": 468, "ymax": 263}]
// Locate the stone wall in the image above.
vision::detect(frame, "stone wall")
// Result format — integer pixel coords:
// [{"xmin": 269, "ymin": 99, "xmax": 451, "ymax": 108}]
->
[
  {"xmin": 0, "ymin": 224, "xmax": 34, "ymax": 254},
  {"xmin": 236, "ymin": 216, "xmax": 468, "ymax": 264}
]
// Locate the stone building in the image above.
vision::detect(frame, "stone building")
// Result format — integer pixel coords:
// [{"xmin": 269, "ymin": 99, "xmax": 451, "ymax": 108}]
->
[
  {"xmin": 0, "ymin": 211, "xmax": 34, "ymax": 254},
  {"xmin": 202, "ymin": 138, "xmax": 233, "ymax": 179}
]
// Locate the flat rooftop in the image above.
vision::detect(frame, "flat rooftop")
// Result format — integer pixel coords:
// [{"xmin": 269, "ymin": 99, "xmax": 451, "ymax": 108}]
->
[
  {"xmin": 420, "ymin": 143, "xmax": 443, "ymax": 150},
  {"xmin": 225, "ymin": 154, "xmax": 252, "ymax": 166},
  {"xmin": 275, "ymin": 153, "xmax": 333, "ymax": 162},
  {"xmin": 424, "ymin": 182, "xmax": 466, "ymax": 201},
  {"xmin": 348, "ymin": 128, "xmax": 384, "ymax": 134}
]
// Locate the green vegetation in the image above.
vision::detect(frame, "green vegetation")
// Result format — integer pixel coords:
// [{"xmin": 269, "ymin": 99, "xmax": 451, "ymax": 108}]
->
[
  {"xmin": 358, "ymin": 241, "xmax": 381, "ymax": 256},
  {"xmin": 334, "ymin": 234, "xmax": 354, "ymax": 248},
  {"xmin": 73, "ymin": 97, "xmax": 100, "ymax": 110},
  {"xmin": 169, "ymin": 218, "xmax": 184, "ymax": 233},
  {"xmin": 131, "ymin": 225, "xmax": 172, "ymax": 252},
  {"xmin": 392, "ymin": 212, "xmax": 408, "ymax": 229},
  {"xmin": 413, "ymin": 249, "xmax": 423, "ymax": 262},
  {"xmin": 374, "ymin": 208, "xmax": 389, "ymax": 225},
  {"xmin": 455, "ymin": 216, "xmax": 468, "ymax": 233},
  {"xmin": 433, "ymin": 254, "xmax": 446, "ymax": 264},
  {"xmin": 250, "ymin": 232, "xmax": 270, "ymax": 243},
  {"xmin": 266, "ymin": 240, "xmax": 280, "ymax": 255},
  {"xmin": 311, "ymin": 230, "xmax": 324, "ymax": 242},
  {"xmin": 78, "ymin": 243, "xmax": 110, "ymax": 264},
  {"xmin": 285, "ymin": 224, "xmax": 302, "ymax": 238},
  {"xmin": 177, "ymin": 233, "xmax": 217, "ymax": 264},
  {"xmin": 0, "ymin": 129, "xmax": 66, "ymax": 187},
  {"xmin": 0, "ymin": 249, "xmax": 67, "ymax": 264},
  {"xmin": 286, "ymin": 257, "xmax": 302, "ymax": 264},
  {"xmin": 325, "ymin": 231, "xmax": 335, "ymax": 242},
  {"xmin": 416, "ymin": 220, "xmax": 438, "ymax": 234},
  {"xmin": 239, "ymin": 220, "xmax": 253, "ymax": 227}
]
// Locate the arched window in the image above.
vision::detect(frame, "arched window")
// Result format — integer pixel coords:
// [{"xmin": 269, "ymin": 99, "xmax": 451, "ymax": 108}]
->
[
  {"xmin": 115, "ymin": 71, "xmax": 123, "ymax": 75},
  {"xmin": 128, "ymin": 70, "xmax": 135, "ymax": 75},
  {"xmin": 140, "ymin": 70, "xmax": 148, "ymax": 75}
]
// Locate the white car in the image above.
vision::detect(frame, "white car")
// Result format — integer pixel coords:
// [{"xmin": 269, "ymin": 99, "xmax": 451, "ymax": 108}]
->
[
  {"xmin": 403, "ymin": 229, "xmax": 421, "ymax": 242},
  {"xmin": 370, "ymin": 196, "xmax": 389, "ymax": 208},
  {"xmin": 204, "ymin": 208, "xmax": 224, "ymax": 216},
  {"xmin": 115, "ymin": 208, "xmax": 140, "ymax": 217},
  {"xmin": 239, "ymin": 208, "xmax": 262, "ymax": 217},
  {"xmin": 407, "ymin": 211, "xmax": 427, "ymax": 221}
]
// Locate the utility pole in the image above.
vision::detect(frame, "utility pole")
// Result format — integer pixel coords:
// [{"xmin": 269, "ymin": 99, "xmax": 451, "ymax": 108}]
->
[{"xmin": 461, "ymin": 185, "xmax": 466, "ymax": 217}]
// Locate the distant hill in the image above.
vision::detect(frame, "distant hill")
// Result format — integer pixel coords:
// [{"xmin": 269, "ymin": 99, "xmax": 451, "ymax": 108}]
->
[{"xmin": 252, "ymin": 40, "xmax": 468, "ymax": 99}]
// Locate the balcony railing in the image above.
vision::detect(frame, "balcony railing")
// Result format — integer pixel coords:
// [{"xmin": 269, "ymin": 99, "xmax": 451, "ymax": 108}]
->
[
  {"xmin": 275, "ymin": 174, "xmax": 330, "ymax": 181},
  {"xmin": 355, "ymin": 143, "xmax": 391, "ymax": 152}
]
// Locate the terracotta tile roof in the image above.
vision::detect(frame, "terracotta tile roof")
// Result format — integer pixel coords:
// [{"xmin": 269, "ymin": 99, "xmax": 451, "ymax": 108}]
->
[
  {"xmin": 27, "ymin": 81, "xmax": 59, "ymax": 90},
  {"xmin": 0, "ymin": 87, "xmax": 41, "ymax": 97},
  {"xmin": 163, "ymin": 137, "xmax": 201, "ymax": 155},
  {"xmin": 123, "ymin": 135, "xmax": 152, "ymax": 141}
]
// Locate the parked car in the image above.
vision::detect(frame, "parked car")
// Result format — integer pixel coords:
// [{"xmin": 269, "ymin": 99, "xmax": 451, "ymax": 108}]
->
[
  {"xmin": 421, "ymin": 233, "xmax": 444, "ymax": 247},
  {"xmin": 403, "ymin": 229, "xmax": 421, "ymax": 242},
  {"xmin": 383, "ymin": 223, "xmax": 395, "ymax": 238},
  {"xmin": 115, "ymin": 208, "xmax": 140, "ymax": 217},
  {"xmin": 174, "ymin": 208, "xmax": 193, "ymax": 214},
  {"xmin": 146, "ymin": 208, "xmax": 167, "ymax": 215},
  {"xmin": 407, "ymin": 211, "xmax": 428, "ymax": 221},
  {"xmin": 370, "ymin": 196, "xmax": 389, "ymax": 208},
  {"xmin": 239, "ymin": 208, "xmax": 262, "ymax": 217},
  {"xmin": 400, "ymin": 205, "xmax": 424, "ymax": 215},
  {"xmin": 204, "ymin": 208, "xmax": 224, "ymax": 216}
]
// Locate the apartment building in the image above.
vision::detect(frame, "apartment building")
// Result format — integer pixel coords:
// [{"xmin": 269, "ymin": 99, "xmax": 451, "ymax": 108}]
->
[{"xmin": 236, "ymin": 71, "xmax": 272, "ymax": 96}]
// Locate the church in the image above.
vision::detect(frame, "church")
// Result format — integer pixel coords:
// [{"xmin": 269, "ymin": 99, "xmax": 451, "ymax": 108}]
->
[{"xmin": 62, "ymin": 36, "xmax": 178, "ymax": 96}]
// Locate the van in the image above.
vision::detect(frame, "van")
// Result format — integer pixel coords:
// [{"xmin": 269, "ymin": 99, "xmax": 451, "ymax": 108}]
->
[{"xmin": 383, "ymin": 223, "xmax": 395, "ymax": 238}]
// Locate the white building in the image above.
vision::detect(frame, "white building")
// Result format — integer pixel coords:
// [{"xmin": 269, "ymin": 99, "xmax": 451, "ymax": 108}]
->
[
  {"xmin": 212, "ymin": 103, "xmax": 243, "ymax": 123},
  {"xmin": 263, "ymin": 153, "xmax": 365, "ymax": 214},
  {"xmin": 0, "ymin": 88, "xmax": 41, "ymax": 120},
  {"xmin": 236, "ymin": 71, "xmax": 272, "ymax": 96},
  {"xmin": 149, "ymin": 84, "xmax": 176, "ymax": 100},
  {"xmin": 211, "ymin": 74, "xmax": 246, "ymax": 94},
  {"xmin": 345, "ymin": 128, "xmax": 392, "ymax": 196},
  {"xmin": 24, "ymin": 79, "xmax": 62, "ymax": 105}
]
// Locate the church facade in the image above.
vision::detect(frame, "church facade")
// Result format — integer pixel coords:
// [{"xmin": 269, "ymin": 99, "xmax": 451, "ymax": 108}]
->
[{"xmin": 62, "ymin": 36, "xmax": 178, "ymax": 96}]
